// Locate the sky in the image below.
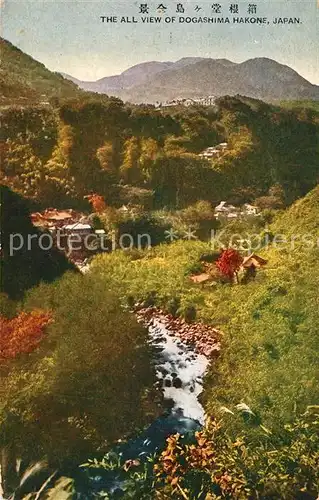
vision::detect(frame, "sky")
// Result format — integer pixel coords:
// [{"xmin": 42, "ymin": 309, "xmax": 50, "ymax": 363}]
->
[{"xmin": 2, "ymin": 0, "xmax": 319, "ymax": 83}]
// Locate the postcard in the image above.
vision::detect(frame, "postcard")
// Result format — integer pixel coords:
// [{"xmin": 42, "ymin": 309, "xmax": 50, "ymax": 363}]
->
[{"xmin": 1, "ymin": 1, "xmax": 318, "ymax": 498}]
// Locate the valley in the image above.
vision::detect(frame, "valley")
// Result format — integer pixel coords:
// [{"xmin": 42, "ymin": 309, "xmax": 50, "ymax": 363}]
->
[{"xmin": 0, "ymin": 37, "xmax": 318, "ymax": 499}]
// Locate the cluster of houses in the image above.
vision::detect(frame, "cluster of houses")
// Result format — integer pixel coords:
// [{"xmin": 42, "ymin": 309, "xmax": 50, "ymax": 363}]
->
[
  {"xmin": 214, "ymin": 201, "xmax": 259, "ymax": 220},
  {"xmin": 199, "ymin": 142, "xmax": 228, "ymax": 159},
  {"xmin": 31, "ymin": 209, "xmax": 106, "ymax": 264},
  {"xmin": 158, "ymin": 95, "xmax": 216, "ymax": 108},
  {"xmin": 31, "ymin": 209, "xmax": 94, "ymax": 236},
  {"xmin": 30, "ymin": 199, "xmax": 260, "ymax": 268}
]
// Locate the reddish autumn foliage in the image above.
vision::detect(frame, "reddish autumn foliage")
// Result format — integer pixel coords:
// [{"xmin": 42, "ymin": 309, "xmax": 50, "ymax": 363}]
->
[
  {"xmin": 0, "ymin": 310, "xmax": 52, "ymax": 360},
  {"xmin": 85, "ymin": 193, "xmax": 106, "ymax": 213},
  {"xmin": 216, "ymin": 248, "xmax": 243, "ymax": 281}
]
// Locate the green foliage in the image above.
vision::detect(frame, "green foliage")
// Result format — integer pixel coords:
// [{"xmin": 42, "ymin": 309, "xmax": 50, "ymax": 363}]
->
[
  {"xmin": 116, "ymin": 213, "xmax": 169, "ymax": 248},
  {"xmin": 82, "ymin": 408, "xmax": 319, "ymax": 499},
  {"xmin": 2, "ymin": 95, "xmax": 318, "ymax": 210},
  {"xmin": 0, "ymin": 108, "xmax": 77, "ymax": 207},
  {"xmin": 128, "ymin": 104, "xmax": 181, "ymax": 141},
  {"xmin": 2, "ymin": 59, "xmax": 319, "ymax": 498},
  {"xmin": 120, "ymin": 137, "xmax": 144, "ymax": 185},
  {"xmin": 204, "ymin": 186, "xmax": 319, "ymax": 434},
  {"xmin": 82, "ymin": 452, "xmax": 156, "ymax": 499},
  {"xmin": 0, "ymin": 293, "xmax": 18, "ymax": 318},
  {"xmin": 254, "ymin": 183, "xmax": 285, "ymax": 210},
  {"xmin": 152, "ymin": 409, "xmax": 319, "ymax": 499},
  {"xmin": 214, "ymin": 96, "xmax": 319, "ymax": 204},
  {"xmin": 280, "ymin": 99, "xmax": 319, "ymax": 117},
  {"xmin": 0, "ymin": 272, "xmax": 158, "ymax": 470},
  {"xmin": 168, "ymin": 201, "xmax": 219, "ymax": 240},
  {"xmin": 57, "ymin": 99, "xmax": 127, "ymax": 197},
  {"xmin": 91, "ymin": 186, "xmax": 319, "ymax": 438},
  {"xmin": 150, "ymin": 152, "xmax": 220, "ymax": 209},
  {"xmin": 2, "ymin": 460, "xmax": 74, "ymax": 500},
  {"xmin": 90, "ymin": 240, "xmax": 210, "ymax": 320},
  {"xmin": 271, "ymin": 184, "xmax": 319, "ymax": 238},
  {"xmin": 40, "ymin": 477, "xmax": 74, "ymax": 500},
  {"xmin": 117, "ymin": 185, "xmax": 154, "ymax": 210}
]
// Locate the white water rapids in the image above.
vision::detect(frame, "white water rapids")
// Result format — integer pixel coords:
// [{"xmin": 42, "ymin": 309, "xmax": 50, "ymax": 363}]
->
[
  {"xmin": 80, "ymin": 317, "xmax": 210, "ymax": 495},
  {"xmin": 149, "ymin": 318, "xmax": 209, "ymax": 424}
]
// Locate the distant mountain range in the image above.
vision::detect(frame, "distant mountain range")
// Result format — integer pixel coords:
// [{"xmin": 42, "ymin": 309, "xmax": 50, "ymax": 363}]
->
[
  {"xmin": 60, "ymin": 57, "xmax": 207, "ymax": 94},
  {"xmin": 1, "ymin": 36, "xmax": 318, "ymax": 105},
  {"xmin": 62, "ymin": 57, "xmax": 319, "ymax": 103}
]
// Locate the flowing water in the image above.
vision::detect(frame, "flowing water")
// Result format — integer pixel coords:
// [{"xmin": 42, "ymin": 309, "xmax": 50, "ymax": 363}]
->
[
  {"xmin": 149, "ymin": 318, "xmax": 209, "ymax": 424},
  {"xmin": 84, "ymin": 318, "xmax": 209, "ymax": 496}
]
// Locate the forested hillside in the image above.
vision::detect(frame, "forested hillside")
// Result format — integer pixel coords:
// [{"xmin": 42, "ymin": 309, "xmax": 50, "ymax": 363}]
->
[
  {"xmin": 0, "ymin": 38, "xmax": 82, "ymax": 105},
  {"xmin": 1, "ymin": 184, "xmax": 318, "ymax": 499},
  {"xmin": 204, "ymin": 185, "xmax": 319, "ymax": 430},
  {"xmin": 1, "ymin": 95, "xmax": 318, "ymax": 210}
]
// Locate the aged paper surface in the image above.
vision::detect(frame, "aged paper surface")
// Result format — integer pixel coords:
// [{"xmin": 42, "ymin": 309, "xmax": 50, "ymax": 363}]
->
[{"xmin": 1, "ymin": 1, "xmax": 318, "ymax": 498}]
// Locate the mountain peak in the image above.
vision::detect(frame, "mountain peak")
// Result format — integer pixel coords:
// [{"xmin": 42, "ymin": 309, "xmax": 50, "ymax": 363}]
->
[{"xmin": 2, "ymin": 38, "xmax": 318, "ymax": 105}]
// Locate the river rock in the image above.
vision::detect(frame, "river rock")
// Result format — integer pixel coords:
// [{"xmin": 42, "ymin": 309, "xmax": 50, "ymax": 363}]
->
[
  {"xmin": 172, "ymin": 377, "xmax": 182, "ymax": 388},
  {"xmin": 136, "ymin": 305, "xmax": 222, "ymax": 359}
]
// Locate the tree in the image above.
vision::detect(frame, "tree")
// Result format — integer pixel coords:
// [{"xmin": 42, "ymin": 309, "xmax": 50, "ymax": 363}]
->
[
  {"xmin": 139, "ymin": 137, "xmax": 159, "ymax": 182},
  {"xmin": 85, "ymin": 193, "xmax": 107, "ymax": 213},
  {"xmin": 0, "ymin": 310, "xmax": 51, "ymax": 360},
  {"xmin": 120, "ymin": 137, "xmax": 142, "ymax": 185},
  {"xmin": 177, "ymin": 201, "xmax": 219, "ymax": 240},
  {"xmin": 216, "ymin": 248, "xmax": 243, "ymax": 283},
  {"xmin": 96, "ymin": 142, "xmax": 115, "ymax": 172},
  {"xmin": 150, "ymin": 153, "xmax": 217, "ymax": 209},
  {"xmin": 254, "ymin": 183, "xmax": 285, "ymax": 210}
]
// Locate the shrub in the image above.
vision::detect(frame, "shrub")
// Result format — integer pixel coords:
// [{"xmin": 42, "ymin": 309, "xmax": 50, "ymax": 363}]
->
[
  {"xmin": 153, "ymin": 408, "xmax": 319, "ymax": 499},
  {"xmin": 0, "ymin": 310, "xmax": 51, "ymax": 360}
]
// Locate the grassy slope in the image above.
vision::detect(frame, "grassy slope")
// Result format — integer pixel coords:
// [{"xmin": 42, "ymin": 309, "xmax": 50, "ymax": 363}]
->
[
  {"xmin": 90, "ymin": 186, "xmax": 319, "ymax": 434},
  {"xmin": 0, "ymin": 38, "xmax": 81, "ymax": 104},
  {"xmin": 271, "ymin": 184, "xmax": 319, "ymax": 236},
  {"xmin": 204, "ymin": 186, "xmax": 319, "ymax": 434}
]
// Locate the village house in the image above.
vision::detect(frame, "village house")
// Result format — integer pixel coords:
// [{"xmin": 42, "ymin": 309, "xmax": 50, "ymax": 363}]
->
[
  {"xmin": 214, "ymin": 201, "xmax": 239, "ymax": 219},
  {"xmin": 199, "ymin": 147, "xmax": 220, "ymax": 159},
  {"xmin": 31, "ymin": 209, "xmax": 95, "ymax": 261},
  {"xmin": 242, "ymin": 203, "xmax": 259, "ymax": 216},
  {"xmin": 199, "ymin": 142, "xmax": 228, "ymax": 159},
  {"xmin": 241, "ymin": 253, "xmax": 268, "ymax": 282},
  {"xmin": 190, "ymin": 253, "xmax": 268, "ymax": 287},
  {"xmin": 31, "ymin": 208, "xmax": 82, "ymax": 230},
  {"xmin": 242, "ymin": 253, "xmax": 268, "ymax": 270},
  {"xmin": 158, "ymin": 95, "xmax": 216, "ymax": 108},
  {"xmin": 198, "ymin": 95, "xmax": 216, "ymax": 106},
  {"xmin": 62, "ymin": 222, "xmax": 95, "ymax": 261},
  {"xmin": 63, "ymin": 222, "xmax": 93, "ymax": 235},
  {"xmin": 213, "ymin": 201, "xmax": 260, "ymax": 220}
]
